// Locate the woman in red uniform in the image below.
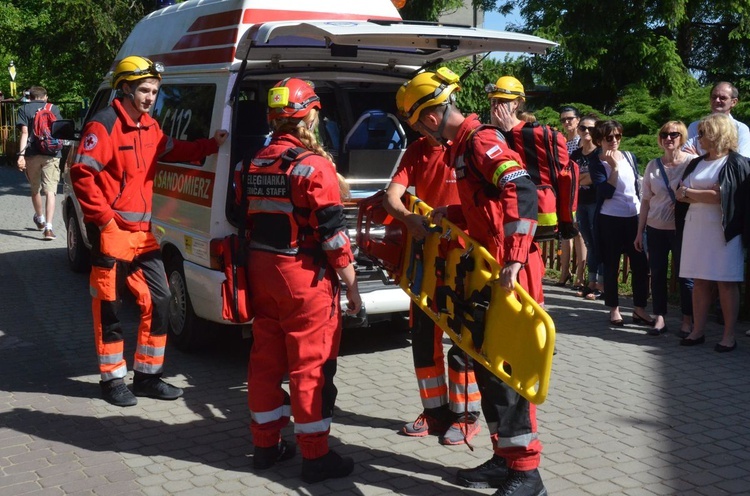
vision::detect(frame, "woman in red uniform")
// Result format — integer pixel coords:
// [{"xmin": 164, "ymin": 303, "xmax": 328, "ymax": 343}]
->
[{"xmin": 242, "ymin": 78, "xmax": 362, "ymax": 483}]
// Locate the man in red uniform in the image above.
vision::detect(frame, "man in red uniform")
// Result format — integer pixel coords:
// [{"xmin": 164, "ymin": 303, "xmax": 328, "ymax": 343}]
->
[
  {"xmin": 400, "ymin": 68, "xmax": 546, "ymax": 496},
  {"xmin": 487, "ymin": 76, "xmax": 578, "ymax": 249},
  {"xmin": 383, "ymin": 110, "xmax": 482, "ymax": 444},
  {"xmin": 70, "ymin": 56, "xmax": 228, "ymax": 407}
]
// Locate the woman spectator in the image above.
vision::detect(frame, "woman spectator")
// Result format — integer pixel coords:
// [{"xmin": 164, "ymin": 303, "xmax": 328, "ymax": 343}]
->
[
  {"xmin": 677, "ymin": 113, "xmax": 750, "ymax": 352},
  {"xmin": 241, "ymin": 78, "xmax": 362, "ymax": 481},
  {"xmin": 634, "ymin": 122, "xmax": 696, "ymax": 336},
  {"xmin": 590, "ymin": 120, "xmax": 653, "ymax": 327},
  {"xmin": 570, "ymin": 114, "xmax": 603, "ymax": 299},
  {"xmin": 557, "ymin": 105, "xmax": 586, "ymax": 289}
]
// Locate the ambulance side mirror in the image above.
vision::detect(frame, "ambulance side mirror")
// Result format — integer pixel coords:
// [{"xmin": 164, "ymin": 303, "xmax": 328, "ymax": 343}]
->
[{"xmin": 52, "ymin": 120, "xmax": 81, "ymax": 141}]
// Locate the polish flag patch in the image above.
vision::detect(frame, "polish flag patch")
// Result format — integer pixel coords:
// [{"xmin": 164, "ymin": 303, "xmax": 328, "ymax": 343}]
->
[{"xmin": 485, "ymin": 144, "xmax": 503, "ymax": 159}]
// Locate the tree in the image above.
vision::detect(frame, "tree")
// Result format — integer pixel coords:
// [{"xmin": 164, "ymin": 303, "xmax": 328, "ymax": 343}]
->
[
  {"xmin": 498, "ymin": 0, "xmax": 750, "ymax": 107},
  {"xmin": 0, "ymin": 0, "xmax": 149, "ymax": 102}
]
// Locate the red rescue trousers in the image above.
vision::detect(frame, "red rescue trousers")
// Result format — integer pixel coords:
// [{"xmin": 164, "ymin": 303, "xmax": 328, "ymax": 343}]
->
[
  {"xmin": 89, "ymin": 222, "xmax": 171, "ymax": 381},
  {"xmin": 247, "ymin": 250, "xmax": 342, "ymax": 460},
  {"xmin": 411, "ymin": 305, "xmax": 480, "ymax": 418},
  {"xmin": 479, "ymin": 242, "xmax": 545, "ymax": 471}
]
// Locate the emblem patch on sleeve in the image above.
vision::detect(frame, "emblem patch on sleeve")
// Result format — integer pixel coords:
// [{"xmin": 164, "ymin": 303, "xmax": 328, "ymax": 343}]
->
[
  {"xmin": 83, "ymin": 133, "xmax": 98, "ymax": 151},
  {"xmin": 485, "ymin": 144, "xmax": 503, "ymax": 159}
]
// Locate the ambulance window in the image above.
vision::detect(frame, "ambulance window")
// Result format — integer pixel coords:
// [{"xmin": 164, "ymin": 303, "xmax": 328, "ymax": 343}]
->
[
  {"xmin": 153, "ymin": 84, "xmax": 216, "ymax": 142},
  {"xmin": 85, "ymin": 89, "xmax": 113, "ymax": 123}
]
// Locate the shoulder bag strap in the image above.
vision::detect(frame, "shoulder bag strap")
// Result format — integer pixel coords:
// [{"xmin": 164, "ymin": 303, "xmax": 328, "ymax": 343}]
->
[{"xmin": 655, "ymin": 158, "xmax": 676, "ymax": 203}]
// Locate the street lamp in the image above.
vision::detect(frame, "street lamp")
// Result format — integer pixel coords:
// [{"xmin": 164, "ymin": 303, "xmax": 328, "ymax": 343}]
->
[{"xmin": 8, "ymin": 61, "xmax": 17, "ymax": 98}]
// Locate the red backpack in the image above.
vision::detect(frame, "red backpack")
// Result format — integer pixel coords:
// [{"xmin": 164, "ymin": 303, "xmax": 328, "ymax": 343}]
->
[{"xmin": 32, "ymin": 103, "xmax": 63, "ymax": 155}]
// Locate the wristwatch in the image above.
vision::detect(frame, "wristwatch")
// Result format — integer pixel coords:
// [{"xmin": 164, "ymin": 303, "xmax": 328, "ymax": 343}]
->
[{"xmin": 680, "ymin": 186, "xmax": 688, "ymax": 198}]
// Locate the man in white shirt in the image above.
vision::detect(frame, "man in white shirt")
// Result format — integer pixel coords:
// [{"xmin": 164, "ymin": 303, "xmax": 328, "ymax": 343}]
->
[{"xmin": 683, "ymin": 81, "xmax": 750, "ymax": 157}]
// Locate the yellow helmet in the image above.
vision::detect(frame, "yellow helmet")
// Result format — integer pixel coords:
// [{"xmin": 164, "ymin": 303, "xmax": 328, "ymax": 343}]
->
[
  {"xmin": 395, "ymin": 83, "xmax": 408, "ymax": 119},
  {"xmin": 486, "ymin": 76, "xmax": 525, "ymax": 101},
  {"xmin": 112, "ymin": 56, "xmax": 164, "ymax": 89},
  {"xmin": 401, "ymin": 67, "xmax": 460, "ymax": 126}
]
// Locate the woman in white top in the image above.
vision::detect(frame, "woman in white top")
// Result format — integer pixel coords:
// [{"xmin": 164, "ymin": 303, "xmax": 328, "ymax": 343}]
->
[
  {"xmin": 677, "ymin": 113, "xmax": 750, "ymax": 352},
  {"xmin": 590, "ymin": 120, "xmax": 653, "ymax": 327},
  {"xmin": 634, "ymin": 122, "xmax": 697, "ymax": 337}
]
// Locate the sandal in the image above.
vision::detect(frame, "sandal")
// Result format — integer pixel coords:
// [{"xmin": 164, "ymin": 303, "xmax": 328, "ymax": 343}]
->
[{"xmin": 584, "ymin": 289, "xmax": 602, "ymax": 300}]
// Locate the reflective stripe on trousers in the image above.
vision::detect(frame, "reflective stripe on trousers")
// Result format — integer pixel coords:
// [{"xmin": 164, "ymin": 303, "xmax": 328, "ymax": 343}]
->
[{"xmin": 90, "ymin": 223, "xmax": 170, "ymax": 381}]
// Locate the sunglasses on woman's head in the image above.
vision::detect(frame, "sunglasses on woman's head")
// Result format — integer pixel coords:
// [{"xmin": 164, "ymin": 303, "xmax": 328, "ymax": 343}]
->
[
  {"xmin": 659, "ymin": 131, "xmax": 681, "ymax": 140},
  {"xmin": 578, "ymin": 125, "xmax": 595, "ymax": 133},
  {"xmin": 605, "ymin": 134, "xmax": 622, "ymax": 142}
]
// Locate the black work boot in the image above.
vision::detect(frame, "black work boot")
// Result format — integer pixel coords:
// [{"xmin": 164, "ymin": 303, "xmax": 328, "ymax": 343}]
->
[
  {"xmin": 133, "ymin": 374, "xmax": 183, "ymax": 400},
  {"xmin": 253, "ymin": 439, "xmax": 297, "ymax": 470},
  {"xmin": 456, "ymin": 455, "xmax": 508, "ymax": 488},
  {"xmin": 492, "ymin": 468, "xmax": 547, "ymax": 496},
  {"xmin": 100, "ymin": 379, "xmax": 137, "ymax": 407},
  {"xmin": 301, "ymin": 450, "xmax": 354, "ymax": 484}
]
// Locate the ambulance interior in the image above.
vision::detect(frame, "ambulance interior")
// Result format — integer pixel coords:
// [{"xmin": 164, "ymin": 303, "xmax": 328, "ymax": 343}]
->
[{"xmin": 227, "ymin": 78, "xmax": 420, "ymax": 225}]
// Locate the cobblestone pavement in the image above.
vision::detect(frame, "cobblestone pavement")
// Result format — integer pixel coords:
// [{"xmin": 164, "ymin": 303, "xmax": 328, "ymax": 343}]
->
[{"xmin": 2, "ymin": 163, "xmax": 750, "ymax": 496}]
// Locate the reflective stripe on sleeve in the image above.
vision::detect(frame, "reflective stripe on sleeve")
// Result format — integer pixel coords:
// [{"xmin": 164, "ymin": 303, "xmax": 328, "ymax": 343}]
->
[
  {"xmin": 492, "ymin": 160, "xmax": 522, "ymax": 186},
  {"xmin": 537, "ymin": 212, "xmax": 557, "ymax": 227},
  {"xmin": 498, "ymin": 169, "xmax": 530, "ymax": 189},
  {"xmin": 321, "ymin": 230, "xmax": 348, "ymax": 251},
  {"xmin": 75, "ymin": 154, "xmax": 106, "ymax": 172},
  {"xmin": 115, "ymin": 210, "xmax": 151, "ymax": 222},
  {"xmin": 504, "ymin": 219, "xmax": 535, "ymax": 237}
]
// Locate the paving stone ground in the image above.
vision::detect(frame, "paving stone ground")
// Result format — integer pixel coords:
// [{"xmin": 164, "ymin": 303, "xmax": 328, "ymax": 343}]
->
[{"xmin": 2, "ymin": 163, "xmax": 750, "ymax": 495}]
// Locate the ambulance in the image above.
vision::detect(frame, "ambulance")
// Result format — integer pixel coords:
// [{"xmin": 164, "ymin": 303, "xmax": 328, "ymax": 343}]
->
[{"xmin": 58, "ymin": 0, "xmax": 555, "ymax": 350}]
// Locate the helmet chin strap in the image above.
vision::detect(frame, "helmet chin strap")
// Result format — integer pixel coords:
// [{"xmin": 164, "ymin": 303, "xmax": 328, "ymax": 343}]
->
[{"xmin": 421, "ymin": 104, "xmax": 451, "ymax": 146}]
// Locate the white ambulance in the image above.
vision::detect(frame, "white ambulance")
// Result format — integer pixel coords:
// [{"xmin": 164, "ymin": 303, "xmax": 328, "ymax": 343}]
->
[{"xmin": 59, "ymin": 0, "xmax": 555, "ymax": 350}]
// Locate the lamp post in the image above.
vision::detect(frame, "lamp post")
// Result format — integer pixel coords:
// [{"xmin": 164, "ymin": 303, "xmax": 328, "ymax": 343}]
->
[{"xmin": 8, "ymin": 61, "xmax": 17, "ymax": 98}]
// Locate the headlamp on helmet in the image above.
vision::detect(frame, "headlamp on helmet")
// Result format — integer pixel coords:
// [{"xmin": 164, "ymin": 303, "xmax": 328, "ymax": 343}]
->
[
  {"xmin": 112, "ymin": 56, "xmax": 164, "ymax": 89},
  {"xmin": 400, "ymin": 68, "xmax": 461, "ymax": 126},
  {"xmin": 267, "ymin": 78, "xmax": 321, "ymax": 122},
  {"xmin": 485, "ymin": 76, "xmax": 526, "ymax": 101}
]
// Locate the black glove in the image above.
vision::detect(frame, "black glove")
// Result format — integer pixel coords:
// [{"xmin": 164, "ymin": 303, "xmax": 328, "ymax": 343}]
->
[{"xmin": 558, "ymin": 221, "xmax": 579, "ymax": 240}]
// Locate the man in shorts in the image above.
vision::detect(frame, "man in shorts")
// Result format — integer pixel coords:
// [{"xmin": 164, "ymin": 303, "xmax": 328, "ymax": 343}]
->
[{"xmin": 16, "ymin": 85, "xmax": 63, "ymax": 240}]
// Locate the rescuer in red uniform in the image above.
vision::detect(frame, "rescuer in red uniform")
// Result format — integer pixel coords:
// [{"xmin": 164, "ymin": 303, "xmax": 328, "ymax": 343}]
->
[
  {"xmin": 70, "ymin": 56, "xmax": 228, "ymax": 408},
  {"xmin": 242, "ymin": 78, "xmax": 362, "ymax": 484},
  {"xmin": 400, "ymin": 68, "xmax": 547, "ymax": 496},
  {"xmin": 383, "ymin": 86, "xmax": 482, "ymax": 445}
]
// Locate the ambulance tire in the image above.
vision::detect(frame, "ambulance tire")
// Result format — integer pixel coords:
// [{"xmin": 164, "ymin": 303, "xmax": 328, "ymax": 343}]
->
[
  {"xmin": 66, "ymin": 207, "xmax": 91, "ymax": 273},
  {"xmin": 164, "ymin": 253, "xmax": 207, "ymax": 352}
]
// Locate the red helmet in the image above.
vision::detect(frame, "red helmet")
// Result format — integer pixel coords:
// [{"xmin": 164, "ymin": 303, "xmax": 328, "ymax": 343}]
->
[{"xmin": 267, "ymin": 78, "xmax": 321, "ymax": 122}]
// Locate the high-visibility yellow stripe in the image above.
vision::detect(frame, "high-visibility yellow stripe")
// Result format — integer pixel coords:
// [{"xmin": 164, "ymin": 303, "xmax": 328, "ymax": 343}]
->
[
  {"xmin": 538, "ymin": 212, "xmax": 557, "ymax": 227},
  {"xmin": 492, "ymin": 160, "xmax": 521, "ymax": 185}
]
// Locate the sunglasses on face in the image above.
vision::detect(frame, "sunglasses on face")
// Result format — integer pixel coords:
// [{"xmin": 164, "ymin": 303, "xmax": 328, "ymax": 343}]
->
[
  {"xmin": 605, "ymin": 134, "xmax": 622, "ymax": 143},
  {"xmin": 560, "ymin": 117, "xmax": 577, "ymax": 123},
  {"xmin": 697, "ymin": 131, "xmax": 705, "ymax": 139},
  {"xmin": 659, "ymin": 131, "xmax": 681, "ymax": 140},
  {"xmin": 578, "ymin": 125, "xmax": 595, "ymax": 133}
]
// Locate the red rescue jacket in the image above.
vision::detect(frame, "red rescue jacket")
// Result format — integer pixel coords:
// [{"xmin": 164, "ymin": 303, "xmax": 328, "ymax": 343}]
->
[
  {"xmin": 445, "ymin": 115, "xmax": 538, "ymax": 264},
  {"xmin": 241, "ymin": 134, "xmax": 354, "ymax": 270},
  {"xmin": 70, "ymin": 98, "xmax": 218, "ymax": 232}
]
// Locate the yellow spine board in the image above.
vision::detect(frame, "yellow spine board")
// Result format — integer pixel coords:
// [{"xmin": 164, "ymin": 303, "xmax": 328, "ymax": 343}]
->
[{"xmin": 399, "ymin": 194, "xmax": 555, "ymax": 405}]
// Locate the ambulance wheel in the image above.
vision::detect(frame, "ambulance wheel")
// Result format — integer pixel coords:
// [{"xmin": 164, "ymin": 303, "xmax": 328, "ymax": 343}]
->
[
  {"xmin": 66, "ymin": 207, "xmax": 90, "ymax": 273},
  {"xmin": 165, "ymin": 254, "xmax": 206, "ymax": 352}
]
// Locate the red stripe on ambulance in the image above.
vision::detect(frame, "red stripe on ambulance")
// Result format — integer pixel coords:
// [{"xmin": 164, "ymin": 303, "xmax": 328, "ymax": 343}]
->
[
  {"xmin": 154, "ymin": 164, "xmax": 214, "ymax": 207},
  {"xmin": 242, "ymin": 9, "xmax": 401, "ymax": 23},
  {"xmin": 188, "ymin": 9, "xmax": 244, "ymax": 31},
  {"xmin": 173, "ymin": 28, "xmax": 239, "ymax": 50}
]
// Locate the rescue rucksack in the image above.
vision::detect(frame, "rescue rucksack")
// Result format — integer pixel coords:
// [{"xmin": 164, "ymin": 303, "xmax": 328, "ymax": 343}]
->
[
  {"xmin": 465, "ymin": 123, "xmax": 579, "ymax": 242},
  {"xmin": 32, "ymin": 103, "xmax": 63, "ymax": 155}
]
